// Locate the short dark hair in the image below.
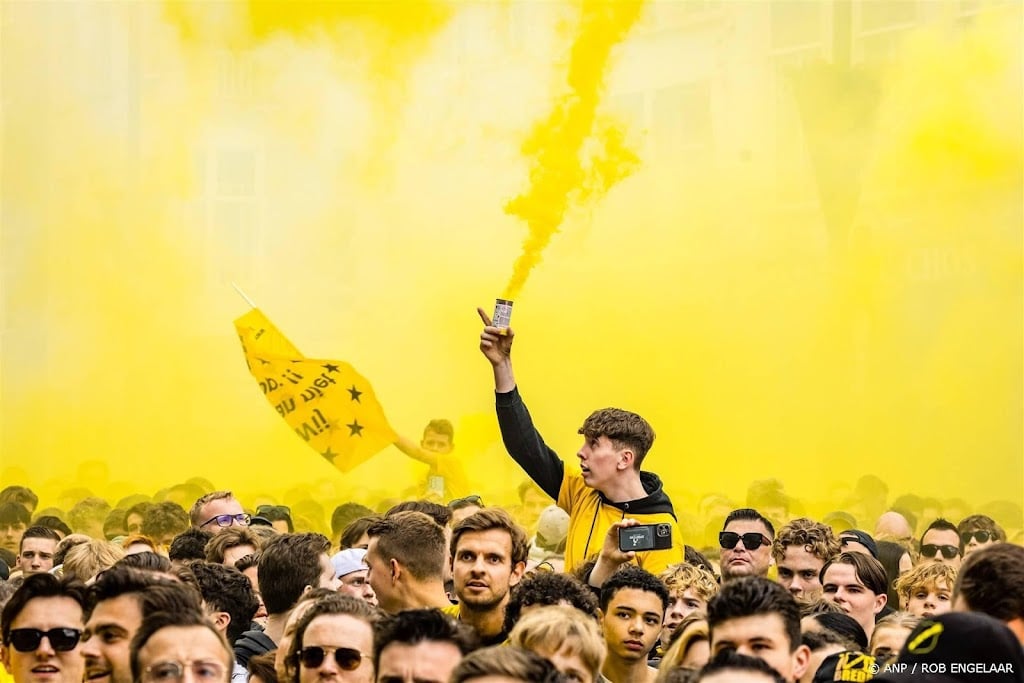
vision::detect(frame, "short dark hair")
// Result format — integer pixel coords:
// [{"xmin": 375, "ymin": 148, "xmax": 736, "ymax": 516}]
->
[
  {"xmin": 141, "ymin": 502, "xmax": 190, "ymax": 540},
  {"xmin": 117, "ymin": 551, "xmax": 172, "ymax": 574},
  {"xmin": 0, "ymin": 502, "xmax": 30, "ymax": 527},
  {"xmin": 698, "ymin": 649, "xmax": 787, "ymax": 683},
  {"xmin": 424, "ymin": 419, "xmax": 454, "ymax": 441},
  {"xmin": 503, "ymin": 572, "xmax": 600, "ymax": 634},
  {"xmin": 255, "ymin": 505, "xmax": 293, "ymax": 533},
  {"xmin": 373, "ymin": 609, "xmax": 478, "ymax": 671},
  {"xmin": 189, "ymin": 561, "xmax": 259, "ymax": 644},
  {"xmin": 954, "ymin": 542, "xmax": 1024, "ymax": 622},
  {"xmin": 707, "ymin": 577, "xmax": 801, "ymax": 652},
  {"xmin": 920, "ymin": 518, "xmax": 959, "ymax": 547},
  {"xmin": 331, "ymin": 503, "xmax": 374, "ymax": 536},
  {"xmin": 819, "ymin": 552, "xmax": 888, "ymax": 597},
  {"xmin": 803, "ymin": 611, "xmax": 868, "ymax": 651},
  {"xmin": 258, "ymin": 532, "xmax": 330, "ymax": 615},
  {"xmin": 957, "ymin": 514, "xmax": 1006, "ymax": 547},
  {"xmin": 19, "ymin": 525, "xmax": 61, "ymax": 552},
  {"xmin": 168, "ymin": 528, "xmax": 213, "ymax": 562},
  {"xmin": 578, "ymin": 408, "xmax": 655, "ymax": 468},
  {"xmin": 367, "ymin": 512, "xmax": 446, "ymax": 581},
  {"xmin": 386, "ymin": 500, "xmax": 452, "ymax": 527},
  {"xmin": 32, "ymin": 515, "xmax": 72, "ymax": 538},
  {"xmin": 0, "ymin": 487, "xmax": 38, "ymax": 511},
  {"xmin": 340, "ymin": 515, "xmax": 381, "ymax": 549},
  {"xmin": 450, "ymin": 645, "xmax": 564, "ymax": 683},
  {"xmin": 600, "ymin": 565, "xmax": 670, "ymax": 613},
  {"xmin": 88, "ymin": 565, "xmax": 202, "ymax": 619},
  {"xmin": 129, "ymin": 610, "xmax": 228, "ymax": 683},
  {"xmin": 723, "ymin": 508, "xmax": 776, "ymax": 539},
  {"xmin": 450, "ymin": 509, "xmax": 530, "ymax": 566},
  {"xmin": 1, "ymin": 574, "xmax": 88, "ymax": 645},
  {"xmin": 234, "ymin": 552, "xmax": 260, "ymax": 574}
]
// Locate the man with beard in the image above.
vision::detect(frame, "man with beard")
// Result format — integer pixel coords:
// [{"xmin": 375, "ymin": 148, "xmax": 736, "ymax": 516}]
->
[{"xmin": 444, "ymin": 509, "xmax": 528, "ymax": 644}]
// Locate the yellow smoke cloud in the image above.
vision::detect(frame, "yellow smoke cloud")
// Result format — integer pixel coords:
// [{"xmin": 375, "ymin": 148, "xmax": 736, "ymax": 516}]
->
[
  {"xmin": 0, "ymin": 2, "xmax": 1020, "ymax": 540},
  {"xmin": 503, "ymin": 0, "xmax": 643, "ymax": 300}
]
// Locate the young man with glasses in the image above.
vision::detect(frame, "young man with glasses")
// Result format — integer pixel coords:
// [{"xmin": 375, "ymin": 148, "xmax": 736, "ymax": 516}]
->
[
  {"xmin": 130, "ymin": 611, "xmax": 232, "ymax": 683},
  {"xmin": 719, "ymin": 509, "xmax": 775, "ymax": 582},
  {"xmin": 477, "ymin": 311, "xmax": 683, "ymax": 575},
  {"xmin": 0, "ymin": 574, "xmax": 87, "ymax": 683},
  {"xmin": 918, "ymin": 519, "xmax": 962, "ymax": 569},
  {"xmin": 284, "ymin": 594, "xmax": 381, "ymax": 683},
  {"xmin": 190, "ymin": 492, "xmax": 250, "ymax": 535},
  {"xmin": 956, "ymin": 514, "xmax": 1005, "ymax": 556}
]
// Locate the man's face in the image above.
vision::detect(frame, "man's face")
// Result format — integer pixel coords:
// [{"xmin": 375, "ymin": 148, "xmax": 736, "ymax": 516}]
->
[
  {"xmin": 365, "ymin": 539, "xmax": 398, "ymax": 614},
  {"xmin": 961, "ymin": 528, "xmax": 999, "ymax": 556},
  {"xmin": 519, "ymin": 491, "xmax": 548, "ymax": 532},
  {"xmin": 577, "ymin": 436, "xmax": 625, "ymax": 493},
  {"xmin": 919, "ymin": 529, "xmax": 961, "ymax": 569},
  {"xmin": 136, "ymin": 626, "xmax": 229, "ymax": 683},
  {"xmin": 452, "ymin": 529, "xmax": 524, "ymax": 612},
  {"xmin": 662, "ymin": 588, "xmax": 706, "ymax": 648},
  {"xmin": 821, "ymin": 563, "xmax": 886, "ymax": 637},
  {"xmin": 601, "ymin": 588, "xmax": 663, "ymax": 664},
  {"xmin": 318, "ymin": 553, "xmax": 341, "ymax": 591},
  {"xmin": 720, "ymin": 520, "xmax": 773, "ymax": 580},
  {"xmin": 870, "ymin": 625, "xmax": 912, "ymax": 664},
  {"xmin": 297, "ymin": 615, "xmax": 374, "ymax": 683},
  {"xmin": 776, "ymin": 546, "xmax": 826, "ymax": 602},
  {"xmin": 222, "ymin": 544, "xmax": 256, "ymax": 567},
  {"xmin": 18, "ymin": 538, "xmax": 57, "ymax": 576},
  {"xmin": 905, "ymin": 580, "xmax": 953, "ymax": 619},
  {"xmin": 420, "ymin": 430, "xmax": 452, "ymax": 455},
  {"xmin": 196, "ymin": 497, "xmax": 246, "ymax": 535},
  {"xmin": 1, "ymin": 596, "xmax": 85, "ymax": 683},
  {"xmin": 338, "ymin": 570, "xmax": 377, "ymax": 606},
  {"xmin": 81, "ymin": 595, "xmax": 143, "ymax": 683},
  {"xmin": 125, "ymin": 514, "xmax": 144, "ymax": 536},
  {"xmin": 710, "ymin": 613, "xmax": 809, "ymax": 682},
  {"xmin": 0, "ymin": 521, "xmax": 27, "ymax": 553},
  {"xmin": 375, "ymin": 640, "xmax": 463, "ymax": 683}
]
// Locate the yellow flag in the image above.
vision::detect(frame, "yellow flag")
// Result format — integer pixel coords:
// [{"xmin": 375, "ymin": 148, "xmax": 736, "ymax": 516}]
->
[{"xmin": 234, "ymin": 309, "xmax": 397, "ymax": 473}]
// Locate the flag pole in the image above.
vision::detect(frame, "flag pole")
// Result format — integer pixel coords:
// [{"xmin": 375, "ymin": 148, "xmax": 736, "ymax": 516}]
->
[{"xmin": 232, "ymin": 282, "xmax": 258, "ymax": 308}]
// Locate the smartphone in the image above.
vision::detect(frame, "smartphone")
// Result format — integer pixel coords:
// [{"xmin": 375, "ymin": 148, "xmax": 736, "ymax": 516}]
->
[{"xmin": 618, "ymin": 523, "xmax": 673, "ymax": 552}]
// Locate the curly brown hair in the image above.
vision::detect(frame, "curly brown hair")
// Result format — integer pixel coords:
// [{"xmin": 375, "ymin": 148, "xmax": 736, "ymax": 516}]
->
[{"xmin": 772, "ymin": 518, "xmax": 841, "ymax": 563}]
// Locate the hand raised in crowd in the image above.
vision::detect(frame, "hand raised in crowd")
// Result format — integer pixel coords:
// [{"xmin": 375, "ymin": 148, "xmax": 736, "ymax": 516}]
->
[
  {"xmin": 588, "ymin": 518, "xmax": 642, "ymax": 588},
  {"xmin": 476, "ymin": 307, "xmax": 514, "ymax": 365}
]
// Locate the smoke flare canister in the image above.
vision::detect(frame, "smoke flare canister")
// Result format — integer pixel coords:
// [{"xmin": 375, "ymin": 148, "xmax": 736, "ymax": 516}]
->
[{"xmin": 493, "ymin": 299, "xmax": 513, "ymax": 330}]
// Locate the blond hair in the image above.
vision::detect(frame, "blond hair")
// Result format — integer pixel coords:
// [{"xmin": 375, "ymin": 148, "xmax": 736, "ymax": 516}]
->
[
  {"xmin": 894, "ymin": 563, "xmax": 957, "ymax": 608},
  {"xmin": 659, "ymin": 562, "xmax": 719, "ymax": 603},
  {"xmin": 508, "ymin": 605, "xmax": 605, "ymax": 678},
  {"xmin": 63, "ymin": 539, "xmax": 125, "ymax": 582}
]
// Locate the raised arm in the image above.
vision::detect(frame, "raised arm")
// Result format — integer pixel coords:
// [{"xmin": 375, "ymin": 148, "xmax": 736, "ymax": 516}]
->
[
  {"xmin": 478, "ymin": 307, "xmax": 564, "ymax": 500},
  {"xmin": 393, "ymin": 434, "xmax": 438, "ymax": 468}
]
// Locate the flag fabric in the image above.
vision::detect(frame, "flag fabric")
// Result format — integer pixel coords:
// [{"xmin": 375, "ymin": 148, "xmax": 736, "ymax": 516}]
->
[{"xmin": 234, "ymin": 308, "xmax": 397, "ymax": 473}]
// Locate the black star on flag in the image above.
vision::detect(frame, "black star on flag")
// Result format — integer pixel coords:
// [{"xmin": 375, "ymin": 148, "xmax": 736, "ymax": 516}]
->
[
  {"xmin": 347, "ymin": 420, "xmax": 364, "ymax": 437},
  {"xmin": 348, "ymin": 385, "xmax": 363, "ymax": 403},
  {"xmin": 320, "ymin": 447, "xmax": 337, "ymax": 463},
  {"xmin": 323, "ymin": 363, "xmax": 340, "ymax": 373}
]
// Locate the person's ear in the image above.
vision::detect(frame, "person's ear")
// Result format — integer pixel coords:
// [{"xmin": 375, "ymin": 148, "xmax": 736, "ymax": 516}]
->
[
  {"xmin": 791, "ymin": 643, "xmax": 812, "ymax": 680},
  {"xmin": 617, "ymin": 449, "xmax": 635, "ymax": 470},
  {"xmin": 873, "ymin": 592, "xmax": 888, "ymax": 615},
  {"xmin": 509, "ymin": 561, "xmax": 527, "ymax": 587},
  {"xmin": 389, "ymin": 558, "xmax": 401, "ymax": 582},
  {"xmin": 209, "ymin": 611, "xmax": 231, "ymax": 633}
]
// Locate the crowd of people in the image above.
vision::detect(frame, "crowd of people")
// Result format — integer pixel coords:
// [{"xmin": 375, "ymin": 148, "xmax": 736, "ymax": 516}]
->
[{"xmin": 0, "ymin": 314, "xmax": 1019, "ymax": 683}]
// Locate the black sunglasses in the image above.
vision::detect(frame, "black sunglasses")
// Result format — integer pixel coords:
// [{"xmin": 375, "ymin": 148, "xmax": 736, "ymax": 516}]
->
[
  {"xmin": 920, "ymin": 544, "xmax": 960, "ymax": 559},
  {"xmin": 199, "ymin": 513, "xmax": 251, "ymax": 529},
  {"xmin": 960, "ymin": 530, "xmax": 994, "ymax": 544},
  {"xmin": 256, "ymin": 505, "xmax": 291, "ymax": 516},
  {"xmin": 8, "ymin": 628, "xmax": 82, "ymax": 652},
  {"xmin": 296, "ymin": 646, "xmax": 368, "ymax": 671},
  {"xmin": 719, "ymin": 531, "xmax": 770, "ymax": 551}
]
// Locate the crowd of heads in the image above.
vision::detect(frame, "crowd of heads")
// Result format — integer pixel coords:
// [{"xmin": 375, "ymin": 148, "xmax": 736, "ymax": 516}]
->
[{"xmin": 0, "ymin": 480, "xmax": 1020, "ymax": 683}]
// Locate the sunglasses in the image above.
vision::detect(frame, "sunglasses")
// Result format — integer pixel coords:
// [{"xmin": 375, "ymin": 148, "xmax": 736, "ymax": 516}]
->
[
  {"xmin": 256, "ymin": 505, "xmax": 291, "ymax": 516},
  {"xmin": 920, "ymin": 544, "xmax": 960, "ymax": 559},
  {"xmin": 719, "ymin": 531, "xmax": 771, "ymax": 551},
  {"xmin": 296, "ymin": 646, "xmax": 369, "ymax": 671},
  {"xmin": 143, "ymin": 660, "xmax": 226, "ymax": 683},
  {"xmin": 960, "ymin": 530, "xmax": 994, "ymax": 544},
  {"xmin": 199, "ymin": 513, "xmax": 251, "ymax": 529},
  {"xmin": 7, "ymin": 628, "xmax": 82, "ymax": 652}
]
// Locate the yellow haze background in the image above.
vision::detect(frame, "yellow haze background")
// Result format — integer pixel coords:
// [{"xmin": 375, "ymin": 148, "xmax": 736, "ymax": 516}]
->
[{"xmin": 1, "ymin": 1, "xmax": 1021, "ymax": 532}]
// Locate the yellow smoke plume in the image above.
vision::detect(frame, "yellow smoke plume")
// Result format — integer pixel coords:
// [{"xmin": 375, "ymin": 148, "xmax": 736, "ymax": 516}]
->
[{"xmin": 503, "ymin": 0, "xmax": 643, "ymax": 301}]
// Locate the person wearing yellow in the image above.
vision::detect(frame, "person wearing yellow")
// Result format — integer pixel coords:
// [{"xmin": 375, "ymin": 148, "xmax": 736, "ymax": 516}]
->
[{"xmin": 477, "ymin": 308, "xmax": 683, "ymax": 575}]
